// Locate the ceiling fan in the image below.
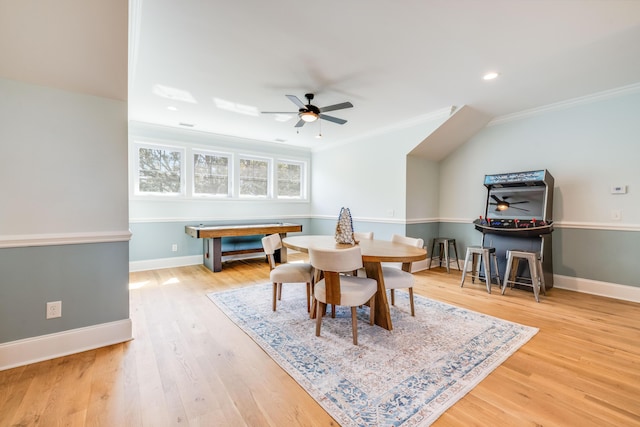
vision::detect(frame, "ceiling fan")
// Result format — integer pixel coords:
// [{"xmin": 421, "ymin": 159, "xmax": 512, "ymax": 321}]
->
[
  {"xmin": 262, "ymin": 93, "xmax": 353, "ymax": 128},
  {"xmin": 490, "ymin": 195, "xmax": 530, "ymax": 212}
]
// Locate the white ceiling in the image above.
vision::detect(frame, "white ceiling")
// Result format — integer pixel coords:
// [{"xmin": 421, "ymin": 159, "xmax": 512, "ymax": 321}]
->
[
  {"xmin": 128, "ymin": 0, "xmax": 640, "ymax": 150},
  {"xmin": 2, "ymin": 1, "xmax": 640, "ymax": 153}
]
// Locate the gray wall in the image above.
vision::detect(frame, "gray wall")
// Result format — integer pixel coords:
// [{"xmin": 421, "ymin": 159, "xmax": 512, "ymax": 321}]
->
[{"xmin": 0, "ymin": 78, "xmax": 130, "ymax": 343}]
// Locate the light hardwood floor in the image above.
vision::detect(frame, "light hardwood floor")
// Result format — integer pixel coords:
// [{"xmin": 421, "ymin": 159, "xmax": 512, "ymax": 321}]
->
[{"xmin": 1, "ymin": 254, "xmax": 639, "ymax": 426}]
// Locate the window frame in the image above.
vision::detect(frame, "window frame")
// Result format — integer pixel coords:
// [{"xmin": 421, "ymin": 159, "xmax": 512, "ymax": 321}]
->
[
  {"xmin": 130, "ymin": 139, "xmax": 309, "ymax": 202},
  {"xmin": 237, "ymin": 154, "xmax": 273, "ymax": 199},
  {"xmin": 275, "ymin": 159, "xmax": 307, "ymax": 200},
  {"xmin": 133, "ymin": 141, "xmax": 186, "ymax": 197},
  {"xmin": 191, "ymin": 149, "xmax": 233, "ymax": 198}
]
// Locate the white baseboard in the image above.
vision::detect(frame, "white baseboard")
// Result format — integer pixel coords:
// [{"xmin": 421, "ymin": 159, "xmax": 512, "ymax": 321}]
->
[
  {"xmin": 130, "ymin": 253, "xmax": 269, "ymax": 272},
  {"xmin": 553, "ymin": 275, "xmax": 640, "ymax": 303},
  {"xmin": 0, "ymin": 319, "xmax": 133, "ymax": 371},
  {"xmin": 130, "ymin": 255, "xmax": 202, "ymax": 272}
]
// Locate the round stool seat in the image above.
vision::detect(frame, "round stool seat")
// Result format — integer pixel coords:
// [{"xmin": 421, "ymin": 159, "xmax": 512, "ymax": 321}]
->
[
  {"xmin": 460, "ymin": 246, "xmax": 500, "ymax": 293},
  {"xmin": 427, "ymin": 237, "xmax": 461, "ymax": 273},
  {"xmin": 502, "ymin": 250, "xmax": 546, "ymax": 302}
]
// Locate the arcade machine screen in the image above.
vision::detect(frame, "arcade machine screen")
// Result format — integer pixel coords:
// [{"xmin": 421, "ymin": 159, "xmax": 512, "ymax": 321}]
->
[{"xmin": 486, "ymin": 187, "xmax": 545, "ymax": 221}]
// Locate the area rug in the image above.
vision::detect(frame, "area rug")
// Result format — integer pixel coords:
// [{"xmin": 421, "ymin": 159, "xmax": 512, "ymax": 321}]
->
[{"xmin": 208, "ymin": 283, "xmax": 537, "ymax": 426}]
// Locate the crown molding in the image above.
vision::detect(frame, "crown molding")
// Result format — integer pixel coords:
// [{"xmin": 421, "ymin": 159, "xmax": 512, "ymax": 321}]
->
[{"xmin": 489, "ymin": 82, "xmax": 640, "ymax": 126}]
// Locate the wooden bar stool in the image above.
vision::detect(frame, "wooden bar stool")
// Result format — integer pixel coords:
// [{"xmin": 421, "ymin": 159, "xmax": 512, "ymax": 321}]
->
[
  {"xmin": 501, "ymin": 250, "xmax": 546, "ymax": 302},
  {"xmin": 460, "ymin": 246, "xmax": 501, "ymax": 293},
  {"xmin": 427, "ymin": 237, "xmax": 461, "ymax": 273}
]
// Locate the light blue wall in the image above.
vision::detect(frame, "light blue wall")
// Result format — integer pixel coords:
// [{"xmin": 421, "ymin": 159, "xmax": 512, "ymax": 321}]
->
[
  {"xmin": 128, "ymin": 89, "xmax": 639, "ymax": 290},
  {"xmin": 130, "ymin": 218, "xmax": 312, "ymax": 262},
  {"xmin": 438, "ymin": 88, "xmax": 640, "ymax": 288},
  {"xmin": 0, "ymin": 243, "xmax": 130, "ymax": 342},
  {"xmin": 129, "ymin": 123, "xmax": 313, "ymax": 262},
  {"xmin": 0, "ymin": 78, "xmax": 130, "ymax": 344}
]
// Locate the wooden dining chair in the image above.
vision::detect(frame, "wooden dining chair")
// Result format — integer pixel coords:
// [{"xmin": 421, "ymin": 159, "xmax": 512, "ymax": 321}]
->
[
  {"xmin": 381, "ymin": 234, "xmax": 424, "ymax": 316},
  {"xmin": 309, "ymin": 246, "xmax": 377, "ymax": 345},
  {"xmin": 261, "ymin": 233, "xmax": 314, "ymax": 312}
]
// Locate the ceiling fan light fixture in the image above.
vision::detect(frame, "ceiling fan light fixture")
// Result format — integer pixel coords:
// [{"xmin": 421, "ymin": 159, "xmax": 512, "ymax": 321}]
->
[{"xmin": 300, "ymin": 111, "xmax": 318, "ymax": 122}]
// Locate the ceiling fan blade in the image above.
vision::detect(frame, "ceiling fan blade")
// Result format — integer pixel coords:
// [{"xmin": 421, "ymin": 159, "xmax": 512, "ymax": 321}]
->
[
  {"xmin": 509, "ymin": 201, "xmax": 530, "ymax": 205},
  {"xmin": 294, "ymin": 119, "xmax": 306, "ymax": 128},
  {"xmin": 319, "ymin": 101, "xmax": 353, "ymax": 113},
  {"xmin": 319, "ymin": 114, "xmax": 347, "ymax": 125},
  {"xmin": 286, "ymin": 95, "xmax": 306, "ymax": 109},
  {"xmin": 510, "ymin": 206, "xmax": 530, "ymax": 212},
  {"xmin": 491, "ymin": 195, "xmax": 501, "ymax": 203}
]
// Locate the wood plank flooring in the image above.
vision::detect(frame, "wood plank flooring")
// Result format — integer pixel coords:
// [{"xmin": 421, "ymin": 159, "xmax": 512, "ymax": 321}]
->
[{"xmin": 1, "ymin": 254, "xmax": 639, "ymax": 426}]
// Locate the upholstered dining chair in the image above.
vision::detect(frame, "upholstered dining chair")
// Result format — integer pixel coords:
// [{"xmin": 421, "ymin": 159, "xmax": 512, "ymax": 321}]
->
[
  {"xmin": 381, "ymin": 234, "xmax": 424, "ymax": 316},
  {"xmin": 261, "ymin": 233, "xmax": 314, "ymax": 312},
  {"xmin": 309, "ymin": 246, "xmax": 378, "ymax": 345},
  {"xmin": 352, "ymin": 231, "xmax": 374, "ymax": 277}
]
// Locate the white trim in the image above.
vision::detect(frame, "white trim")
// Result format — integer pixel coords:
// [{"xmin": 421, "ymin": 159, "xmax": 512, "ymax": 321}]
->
[
  {"xmin": 130, "ymin": 255, "xmax": 202, "ymax": 272},
  {"xmin": 0, "ymin": 319, "xmax": 133, "ymax": 371},
  {"xmin": 553, "ymin": 275, "xmax": 640, "ymax": 303},
  {"xmin": 554, "ymin": 221, "xmax": 640, "ymax": 232},
  {"xmin": 0, "ymin": 230, "xmax": 132, "ymax": 248},
  {"xmin": 129, "ymin": 252, "xmax": 270, "ymax": 272},
  {"xmin": 489, "ymin": 83, "xmax": 640, "ymax": 126},
  {"xmin": 313, "ymin": 214, "xmax": 406, "ymax": 224},
  {"xmin": 129, "ymin": 214, "xmax": 309, "ymax": 224},
  {"xmin": 434, "ymin": 218, "xmax": 640, "ymax": 231}
]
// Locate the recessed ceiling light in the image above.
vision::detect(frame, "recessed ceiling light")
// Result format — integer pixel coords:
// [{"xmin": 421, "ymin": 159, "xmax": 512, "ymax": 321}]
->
[{"xmin": 483, "ymin": 72, "xmax": 500, "ymax": 80}]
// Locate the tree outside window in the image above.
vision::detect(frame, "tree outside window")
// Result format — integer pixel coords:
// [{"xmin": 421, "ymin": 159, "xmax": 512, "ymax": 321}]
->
[
  {"xmin": 277, "ymin": 161, "xmax": 303, "ymax": 198},
  {"xmin": 193, "ymin": 152, "xmax": 231, "ymax": 196},
  {"xmin": 137, "ymin": 146, "xmax": 182, "ymax": 194},
  {"xmin": 239, "ymin": 157, "xmax": 269, "ymax": 197}
]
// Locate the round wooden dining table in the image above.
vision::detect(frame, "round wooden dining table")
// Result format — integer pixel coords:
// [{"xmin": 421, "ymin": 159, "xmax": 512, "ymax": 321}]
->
[{"xmin": 282, "ymin": 235, "xmax": 427, "ymax": 331}]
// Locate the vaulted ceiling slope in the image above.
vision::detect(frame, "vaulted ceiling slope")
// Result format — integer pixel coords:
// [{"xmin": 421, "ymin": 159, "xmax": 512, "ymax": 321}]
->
[
  {"xmin": 127, "ymin": 0, "xmax": 640, "ymax": 151},
  {"xmin": 2, "ymin": 1, "xmax": 639, "ymax": 155}
]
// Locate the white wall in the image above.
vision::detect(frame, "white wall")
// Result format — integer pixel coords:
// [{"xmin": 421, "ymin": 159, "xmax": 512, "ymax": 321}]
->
[
  {"xmin": 439, "ymin": 87, "xmax": 640, "ymax": 227},
  {"xmin": 129, "ymin": 122, "xmax": 312, "ymax": 223},
  {"xmin": 0, "ymin": 78, "xmax": 129, "ymax": 238},
  {"xmin": 311, "ymin": 117, "xmax": 447, "ymax": 222},
  {"xmin": 407, "ymin": 155, "xmax": 440, "ymax": 221}
]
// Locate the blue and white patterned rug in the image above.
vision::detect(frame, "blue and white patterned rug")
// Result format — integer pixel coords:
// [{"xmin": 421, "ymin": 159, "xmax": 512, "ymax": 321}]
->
[{"xmin": 208, "ymin": 283, "xmax": 537, "ymax": 426}]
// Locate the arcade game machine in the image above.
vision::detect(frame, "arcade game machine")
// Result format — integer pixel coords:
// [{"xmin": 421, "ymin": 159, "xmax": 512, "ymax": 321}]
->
[{"xmin": 473, "ymin": 170, "xmax": 554, "ymax": 289}]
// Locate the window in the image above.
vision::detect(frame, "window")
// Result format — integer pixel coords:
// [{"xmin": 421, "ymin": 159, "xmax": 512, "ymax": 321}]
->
[
  {"xmin": 239, "ymin": 156, "xmax": 270, "ymax": 198},
  {"xmin": 277, "ymin": 160, "xmax": 305, "ymax": 199},
  {"xmin": 131, "ymin": 140, "xmax": 308, "ymax": 201},
  {"xmin": 135, "ymin": 144, "xmax": 184, "ymax": 195},
  {"xmin": 193, "ymin": 151, "xmax": 231, "ymax": 197}
]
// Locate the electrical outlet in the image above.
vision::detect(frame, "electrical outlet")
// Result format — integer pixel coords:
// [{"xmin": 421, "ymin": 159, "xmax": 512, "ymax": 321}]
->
[
  {"xmin": 172, "ymin": 244, "xmax": 178, "ymax": 252},
  {"xmin": 46, "ymin": 301, "xmax": 62, "ymax": 319}
]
